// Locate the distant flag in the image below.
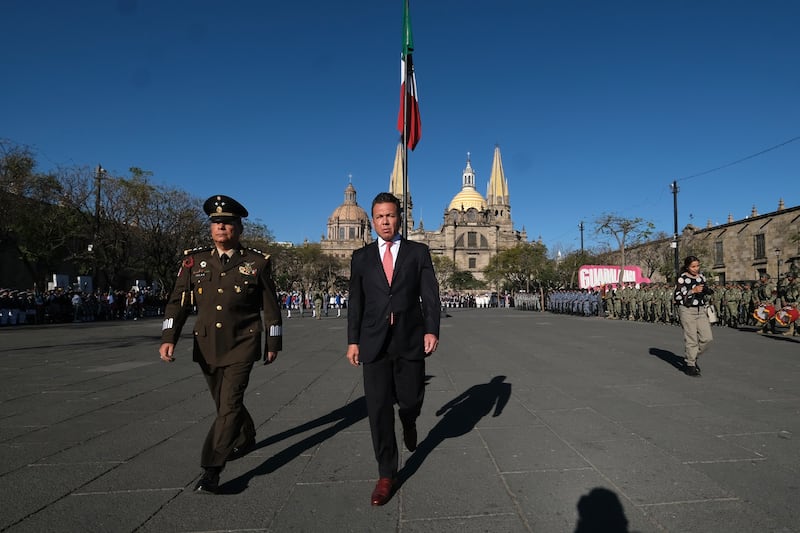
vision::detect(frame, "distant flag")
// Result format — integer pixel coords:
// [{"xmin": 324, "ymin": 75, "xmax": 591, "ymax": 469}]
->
[{"xmin": 397, "ymin": 0, "xmax": 421, "ymax": 150}]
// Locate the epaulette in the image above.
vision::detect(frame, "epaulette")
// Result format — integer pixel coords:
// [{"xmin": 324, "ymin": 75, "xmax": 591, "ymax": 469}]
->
[
  {"xmin": 248, "ymin": 247, "xmax": 270, "ymax": 260},
  {"xmin": 183, "ymin": 246, "xmax": 213, "ymax": 256}
]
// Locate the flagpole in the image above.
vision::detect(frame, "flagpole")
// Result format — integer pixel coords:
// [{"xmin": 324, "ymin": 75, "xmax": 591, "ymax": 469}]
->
[
  {"xmin": 401, "ymin": 0, "xmax": 410, "ymax": 239},
  {"xmin": 402, "ymin": 101, "xmax": 409, "ymax": 238}
]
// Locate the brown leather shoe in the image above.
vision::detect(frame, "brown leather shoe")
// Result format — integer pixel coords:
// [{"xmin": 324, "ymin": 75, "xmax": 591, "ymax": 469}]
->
[
  {"xmin": 402, "ymin": 423, "xmax": 417, "ymax": 452},
  {"xmin": 370, "ymin": 477, "xmax": 395, "ymax": 506}
]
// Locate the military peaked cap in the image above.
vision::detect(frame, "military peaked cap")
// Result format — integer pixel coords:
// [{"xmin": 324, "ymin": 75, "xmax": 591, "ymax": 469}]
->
[{"xmin": 203, "ymin": 195, "xmax": 249, "ymax": 222}]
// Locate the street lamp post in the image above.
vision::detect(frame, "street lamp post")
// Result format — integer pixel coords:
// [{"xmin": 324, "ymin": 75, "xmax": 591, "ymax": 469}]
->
[
  {"xmin": 775, "ymin": 248, "xmax": 782, "ymax": 290},
  {"xmin": 92, "ymin": 164, "xmax": 106, "ymax": 289}
]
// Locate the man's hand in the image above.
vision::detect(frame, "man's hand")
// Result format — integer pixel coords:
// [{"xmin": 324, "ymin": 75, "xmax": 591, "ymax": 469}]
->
[
  {"xmin": 159, "ymin": 343, "xmax": 175, "ymax": 362},
  {"xmin": 346, "ymin": 344, "xmax": 360, "ymax": 366},
  {"xmin": 263, "ymin": 351, "xmax": 278, "ymax": 365},
  {"xmin": 423, "ymin": 334, "xmax": 438, "ymax": 355}
]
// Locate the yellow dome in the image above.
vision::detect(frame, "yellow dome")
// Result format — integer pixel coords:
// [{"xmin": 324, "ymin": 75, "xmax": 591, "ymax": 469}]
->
[{"xmin": 448, "ymin": 188, "xmax": 487, "ymax": 211}]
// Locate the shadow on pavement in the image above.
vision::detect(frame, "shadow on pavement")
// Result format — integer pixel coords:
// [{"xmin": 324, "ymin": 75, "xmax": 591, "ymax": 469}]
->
[
  {"xmin": 648, "ymin": 347, "xmax": 685, "ymax": 372},
  {"xmin": 397, "ymin": 375, "xmax": 511, "ymax": 486},
  {"xmin": 574, "ymin": 486, "xmax": 633, "ymax": 533},
  {"xmin": 221, "ymin": 396, "xmax": 367, "ymax": 494}
]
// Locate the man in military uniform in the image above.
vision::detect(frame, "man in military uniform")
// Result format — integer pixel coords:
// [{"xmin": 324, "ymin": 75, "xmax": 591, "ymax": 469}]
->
[
  {"xmin": 755, "ymin": 273, "xmax": 777, "ymax": 334},
  {"xmin": 724, "ymin": 282, "xmax": 742, "ymax": 328},
  {"xmin": 779, "ymin": 271, "xmax": 799, "ymax": 336},
  {"xmin": 640, "ymin": 284, "xmax": 654, "ymax": 322},
  {"xmin": 159, "ymin": 195, "xmax": 283, "ymax": 494},
  {"xmin": 610, "ymin": 286, "xmax": 622, "ymax": 319},
  {"xmin": 739, "ymin": 282, "xmax": 753, "ymax": 326}
]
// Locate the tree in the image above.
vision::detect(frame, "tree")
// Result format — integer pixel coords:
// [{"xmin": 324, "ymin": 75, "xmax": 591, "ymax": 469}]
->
[
  {"xmin": 449, "ymin": 270, "xmax": 484, "ymax": 290},
  {"xmin": 267, "ymin": 243, "xmax": 346, "ymax": 295},
  {"xmin": 1, "ymin": 142, "xmax": 90, "ymax": 288},
  {"xmin": 431, "ymin": 255, "xmax": 456, "ymax": 290},
  {"xmin": 484, "ymin": 242, "xmax": 549, "ymax": 292},
  {"xmin": 628, "ymin": 231, "xmax": 672, "ymax": 280},
  {"xmin": 553, "ymin": 249, "xmax": 599, "ymax": 288},
  {"xmin": 595, "ymin": 213, "xmax": 654, "ymax": 287}
]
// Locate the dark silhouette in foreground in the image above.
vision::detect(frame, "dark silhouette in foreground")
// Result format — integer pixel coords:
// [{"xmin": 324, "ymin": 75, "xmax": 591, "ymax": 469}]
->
[{"xmin": 574, "ymin": 487, "xmax": 630, "ymax": 533}]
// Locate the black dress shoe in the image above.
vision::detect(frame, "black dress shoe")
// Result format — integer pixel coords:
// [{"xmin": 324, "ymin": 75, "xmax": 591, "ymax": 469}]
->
[
  {"xmin": 402, "ymin": 423, "xmax": 417, "ymax": 452},
  {"xmin": 229, "ymin": 436, "xmax": 256, "ymax": 461},
  {"xmin": 684, "ymin": 365, "xmax": 701, "ymax": 377},
  {"xmin": 194, "ymin": 468, "xmax": 220, "ymax": 494}
]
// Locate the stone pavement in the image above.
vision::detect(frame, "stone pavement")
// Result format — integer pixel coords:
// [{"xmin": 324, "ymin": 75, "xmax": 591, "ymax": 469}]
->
[{"xmin": 0, "ymin": 309, "xmax": 798, "ymax": 532}]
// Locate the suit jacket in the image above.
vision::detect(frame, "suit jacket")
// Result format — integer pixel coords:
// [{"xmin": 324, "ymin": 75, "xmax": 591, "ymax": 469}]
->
[
  {"xmin": 161, "ymin": 246, "xmax": 282, "ymax": 366},
  {"xmin": 347, "ymin": 238, "xmax": 440, "ymax": 364}
]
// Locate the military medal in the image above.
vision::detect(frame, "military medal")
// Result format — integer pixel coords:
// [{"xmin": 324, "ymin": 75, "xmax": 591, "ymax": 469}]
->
[{"xmin": 239, "ymin": 262, "xmax": 257, "ymax": 276}]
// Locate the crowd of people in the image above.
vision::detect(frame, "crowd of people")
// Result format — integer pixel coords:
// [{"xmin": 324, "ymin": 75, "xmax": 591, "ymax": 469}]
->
[
  {"xmin": 546, "ymin": 288, "xmax": 603, "ymax": 316},
  {"xmin": 3, "ymin": 271, "xmax": 797, "ymax": 337},
  {"xmin": 524, "ymin": 271, "xmax": 799, "ymax": 338},
  {"xmin": 0, "ymin": 286, "xmax": 167, "ymax": 326},
  {"xmin": 279, "ymin": 290, "xmax": 348, "ymax": 318}
]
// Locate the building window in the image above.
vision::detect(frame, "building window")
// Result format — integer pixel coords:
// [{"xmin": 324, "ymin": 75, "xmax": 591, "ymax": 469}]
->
[
  {"xmin": 467, "ymin": 231, "xmax": 477, "ymax": 248},
  {"xmin": 714, "ymin": 241, "xmax": 724, "ymax": 266},
  {"xmin": 338, "ymin": 228, "xmax": 345, "ymax": 240},
  {"xmin": 349, "ymin": 227, "xmax": 355, "ymax": 239},
  {"xmin": 468, "ymin": 257, "xmax": 476, "ymax": 269},
  {"xmin": 754, "ymin": 234, "xmax": 765, "ymax": 259}
]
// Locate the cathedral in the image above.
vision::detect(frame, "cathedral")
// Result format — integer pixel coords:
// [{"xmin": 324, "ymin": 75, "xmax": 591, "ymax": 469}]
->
[{"xmin": 321, "ymin": 143, "xmax": 528, "ymax": 280}]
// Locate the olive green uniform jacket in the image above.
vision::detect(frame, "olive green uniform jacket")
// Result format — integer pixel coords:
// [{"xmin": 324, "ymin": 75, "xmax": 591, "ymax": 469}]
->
[{"xmin": 161, "ymin": 246, "xmax": 282, "ymax": 366}]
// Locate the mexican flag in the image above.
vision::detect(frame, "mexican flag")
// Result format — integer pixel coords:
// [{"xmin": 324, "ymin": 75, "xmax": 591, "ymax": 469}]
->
[{"xmin": 397, "ymin": 0, "xmax": 421, "ymax": 150}]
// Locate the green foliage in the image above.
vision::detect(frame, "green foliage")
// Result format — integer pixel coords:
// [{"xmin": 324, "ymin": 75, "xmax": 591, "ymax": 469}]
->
[
  {"xmin": 0, "ymin": 140, "xmax": 250, "ymax": 293},
  {"xmin": 449, "ymin": 270, "xmax": 485, "ymax": 290},
  {"xmin": 430, "ymin": 255, "xmax": 456, "ymax": 290},
  {"xmin": 266, "ymin": 242, "xmax": 346, "ymax": 294},
  {"xmin": 483, "ymin": 241, "xmax": 550, "ymax": 291}
]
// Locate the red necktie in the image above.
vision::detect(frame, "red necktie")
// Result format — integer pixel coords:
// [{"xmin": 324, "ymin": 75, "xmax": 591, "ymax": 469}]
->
[{"xmin": 382, "ymin": 241, "xmax": 393, "ymax": 285}]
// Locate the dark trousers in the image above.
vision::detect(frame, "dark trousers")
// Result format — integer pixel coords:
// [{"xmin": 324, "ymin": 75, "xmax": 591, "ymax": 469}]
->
[
  {"xmin": 362, "ymin": 352, "xmax": 425, "ymax": 478},
  {"xmin": 198, "ymin": 359, "xmax": 256, "ymax": 468}
]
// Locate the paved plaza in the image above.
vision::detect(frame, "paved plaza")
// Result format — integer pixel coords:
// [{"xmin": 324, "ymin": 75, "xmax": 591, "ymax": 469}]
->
[{"xmin": 0, "ymin": 309, "xmax": 798, "ymax": 532}]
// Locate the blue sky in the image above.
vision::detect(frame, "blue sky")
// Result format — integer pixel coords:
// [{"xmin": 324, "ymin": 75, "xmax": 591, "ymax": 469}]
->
[{"xmin": 3, "ymin": 0, "xmax": 799, "ymax": 254}]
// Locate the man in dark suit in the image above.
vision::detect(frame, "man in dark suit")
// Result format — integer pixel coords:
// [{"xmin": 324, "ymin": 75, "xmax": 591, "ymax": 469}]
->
[
  {"xmin": 346, "ymin": 192, "xmax": 440, "ymax": 506},
  {"xmin": 159, "ymin": 195, "xmax": 283, "ymax": 494}
]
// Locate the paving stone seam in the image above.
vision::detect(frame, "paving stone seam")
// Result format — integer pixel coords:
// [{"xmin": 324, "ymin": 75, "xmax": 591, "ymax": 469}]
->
[
  {"xmin": 474, "ymin": 427, "xmax": 535, "ymax": 532},
  {"xmin": 637, "ymin": 496, "xmax": 741, "ymax": 507}
]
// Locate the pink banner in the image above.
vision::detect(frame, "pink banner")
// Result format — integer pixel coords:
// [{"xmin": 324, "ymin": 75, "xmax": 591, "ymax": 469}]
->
[{"xmin": 578, "ymin": 265, "xmax": 651, "ymax": 289}]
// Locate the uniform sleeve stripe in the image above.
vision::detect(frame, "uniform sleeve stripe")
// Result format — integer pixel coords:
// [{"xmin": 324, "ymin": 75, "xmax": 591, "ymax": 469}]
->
[
  {"xmin": 162, "ymin": 318, "xmax": 174, "ymax": 330},
  {"xmin": 269, "ymin": 325, "xmax": 282, "ymax": 337}
]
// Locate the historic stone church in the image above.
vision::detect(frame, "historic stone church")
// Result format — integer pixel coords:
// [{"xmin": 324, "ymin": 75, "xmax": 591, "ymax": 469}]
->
[{"xmin": 321, "ymin": 143, "xmax": 528, "ymax": 280}]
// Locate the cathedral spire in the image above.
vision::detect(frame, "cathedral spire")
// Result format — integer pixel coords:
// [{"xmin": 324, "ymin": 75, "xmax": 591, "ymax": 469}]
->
[
  {"xmin": 389, "ymin": 141, "xmax": 404, "ymax": 198},
  {"xmin": 487, "ymin": 144, "xmax": 509, "ymax": 207},
  {"xmin": 388, "ymin": 140, "xmax": 413, "ymax": 229},
  {"xmin": 487, "ymin": 144, "xmax": 511, "ymax": 228}
]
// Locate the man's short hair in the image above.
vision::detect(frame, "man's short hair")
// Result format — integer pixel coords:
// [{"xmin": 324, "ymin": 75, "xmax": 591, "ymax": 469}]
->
[{"xmin": 371, "ymin": 192, "xmax": 402, "ymax": 214}]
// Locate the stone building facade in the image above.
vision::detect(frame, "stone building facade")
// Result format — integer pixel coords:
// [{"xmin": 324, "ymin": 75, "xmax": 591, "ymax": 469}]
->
[{"xmin": 624, "ymin": 201, "xmax": 800, "ymax": 284}]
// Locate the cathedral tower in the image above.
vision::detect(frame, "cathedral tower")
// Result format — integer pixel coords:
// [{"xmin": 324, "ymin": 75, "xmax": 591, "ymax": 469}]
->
[
  {"xmin": 388, "ymin": 141, "xmax": 414, "ymax": 231},
  {"xmin": 486, "ymin": 145, "xmax": 511, "ymax": 229}
]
